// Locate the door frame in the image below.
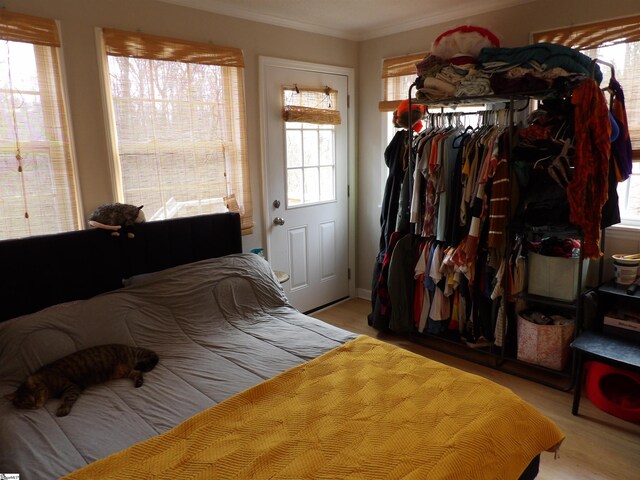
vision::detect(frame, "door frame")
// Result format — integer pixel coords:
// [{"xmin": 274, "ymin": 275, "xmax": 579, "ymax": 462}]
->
[{"xmin": 258, "ymin": 56, "xmax": 356, "ymax": 303}]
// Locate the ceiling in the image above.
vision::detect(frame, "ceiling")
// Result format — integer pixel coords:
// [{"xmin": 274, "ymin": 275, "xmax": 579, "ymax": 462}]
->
[{"xmin": 156, "ymin": 0, "xmax": 536, "ymax": 41}]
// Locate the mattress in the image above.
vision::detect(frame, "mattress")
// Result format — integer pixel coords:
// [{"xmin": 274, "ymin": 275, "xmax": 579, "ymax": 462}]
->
[
  {"xmin": 0, "ymin": 253, "xmax": 563, "ymax": 479},
  {"xmin": 0, "ymin": 254, "xmax": 356, "ymax": 479}
]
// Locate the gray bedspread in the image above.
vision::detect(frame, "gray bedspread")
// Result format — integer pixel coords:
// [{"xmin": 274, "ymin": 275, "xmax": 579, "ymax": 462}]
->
[{"xmin": 0, "ymin": 253, "xmax": 356, "ymax": 479}]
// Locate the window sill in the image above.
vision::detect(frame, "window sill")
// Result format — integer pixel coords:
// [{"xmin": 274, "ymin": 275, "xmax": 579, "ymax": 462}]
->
[{"xmin": 606, "ymin": 223, "xmax": 640, "ymax": 240}]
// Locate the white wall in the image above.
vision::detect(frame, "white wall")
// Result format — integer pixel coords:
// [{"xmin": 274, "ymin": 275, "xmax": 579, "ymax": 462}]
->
[{"xmin": 356, "ymin": 0, "xmax": 640, "ymax": 296}]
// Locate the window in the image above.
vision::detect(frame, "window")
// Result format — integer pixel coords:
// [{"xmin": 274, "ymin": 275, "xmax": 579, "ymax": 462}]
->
[
  {"xmin": 534, "ymin": 15, "xmax": 640, "ymax": 225},
  {"xmin": 379, "ymin": 52, "xmax": 426, "ymax": 114},
  {"xmin": 0, "ymin": 11, "xmax": 80, "ymax": 240},
  {"xmin": 380, "ymin": 53, "xmax": 426, "ymax": 142},
  {"xmin": 101, "ymin": 29, "xmax": 253, "ymax": 234},
  {"xmin": 282, "ymin": 86, "xmax": 339, "ymax": 207}
]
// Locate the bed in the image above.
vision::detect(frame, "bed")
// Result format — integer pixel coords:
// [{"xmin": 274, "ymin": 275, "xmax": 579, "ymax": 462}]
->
[{"xmin": 0, "ymin": 213, "xmax": 563, "ymax": 479}]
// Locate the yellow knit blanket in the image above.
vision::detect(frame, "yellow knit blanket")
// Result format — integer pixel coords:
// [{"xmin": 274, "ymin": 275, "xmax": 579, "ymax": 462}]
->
[{"xmin": 65, "ymin": 336, "xmax": 563, "ymax": 479}]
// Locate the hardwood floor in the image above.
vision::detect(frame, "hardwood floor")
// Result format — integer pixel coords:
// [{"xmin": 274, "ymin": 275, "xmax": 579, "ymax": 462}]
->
[{"xmin": 311, "ymin": 298, "xmax": 640, "ymax": 480}]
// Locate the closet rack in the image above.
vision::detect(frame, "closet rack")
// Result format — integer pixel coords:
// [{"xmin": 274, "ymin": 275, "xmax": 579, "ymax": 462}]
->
[{"xmin": 395, "ymin": 74, "xmax": 609, "ymax": 390}]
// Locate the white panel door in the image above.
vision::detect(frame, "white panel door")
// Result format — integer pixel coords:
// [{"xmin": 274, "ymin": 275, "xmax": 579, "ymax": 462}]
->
[{"xmin": 260, "ymin": 59, "xmax": 349, "ymax": 313}]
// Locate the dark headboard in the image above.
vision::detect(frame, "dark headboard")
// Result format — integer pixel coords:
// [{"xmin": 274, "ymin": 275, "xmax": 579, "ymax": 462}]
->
[{"xmin": 0, "ymin": 213, "xmax": 242, "ymax": 322}]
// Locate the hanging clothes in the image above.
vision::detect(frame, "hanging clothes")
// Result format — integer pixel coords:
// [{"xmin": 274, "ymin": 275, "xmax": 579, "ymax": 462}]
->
[
  {"xmin": 383, "ymin": 111, "xmax": 515, "ymax": 343},
  {"xmin": 377, "ymin": 130, "xmax": 410, "ymax": 263},
  {"xmin": 566, "ymin": 79, "xmax": 611, "ymax": 259},
  {"xmin": 608, "ymin": 77, "xmax": 633, "ymax": 182},
  {"xmin": 369, "ymin": 129, "xmax": 413, "ymax": 330},
  {"xmin": 600, "ymin": 75, "xmax": 632, "ymax": 229},
  {"xmin": 368, "ymin": 231, "xmax": 402, "ymax": 330},
  {"xmin": 388, "ymin": 233, "xmax": 422, "ymax": 333},
  {"xmin": 370, "ymin": 76, "xmax": 618, "ymax": 343},
  {"xmin": 487, "ymin": 130, "xmax": 511, "ymax": 250},
  {"xmin": 445, "ymin": 131, "xmax": 470, "ymax": 246}
]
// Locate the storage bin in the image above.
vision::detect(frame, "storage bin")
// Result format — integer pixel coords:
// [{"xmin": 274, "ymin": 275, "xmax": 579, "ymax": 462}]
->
[
  {"xmin": 517, "ymin": 314, "xmax": 575, "ymax": 371},
  {"xmin": 527, "ymin": 252, "xmax": 588, "ymax": 302}
]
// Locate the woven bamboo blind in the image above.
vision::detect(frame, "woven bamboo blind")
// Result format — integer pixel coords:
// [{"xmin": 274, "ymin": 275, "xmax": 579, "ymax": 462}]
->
[
  {"xmin": 0, "ymin": 10, "xmax": 80, "ymax": 240},
  {"xmin": 533, "ymin": 15, "xmax": 640, "ymax": 50},
  {"xmin": 102, "ymin": 28, "xmax": 244, "ymax": 67},
  {"xmin": 0, "ymin": 10, "xmax": 59, "ymax": 47},
  {"xmin": 102, "ymin": 29, "xmax": 253, "ymax": 234},
  {"xmin": 282, "ymin": 86, "xmax": 341, "ymax": 125},
  {"xmin": 379, "ymin": 52, "xmax": 426, "ymax": 112}
]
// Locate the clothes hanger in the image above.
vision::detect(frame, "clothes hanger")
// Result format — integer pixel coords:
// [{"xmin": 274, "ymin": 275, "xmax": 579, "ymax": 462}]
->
[{"xmin": 593, "ymin": 58, "xmax": 616, "ymax": 81}]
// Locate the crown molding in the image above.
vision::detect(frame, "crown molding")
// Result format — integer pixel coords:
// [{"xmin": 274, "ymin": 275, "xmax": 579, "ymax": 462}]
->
[
  {"xmin": 157, "ymin": 0, "xmax": 537, "ymax": 41},
  {"xmin": 356, "ymin": 0, "xmax": 537, "ymax": 41}
]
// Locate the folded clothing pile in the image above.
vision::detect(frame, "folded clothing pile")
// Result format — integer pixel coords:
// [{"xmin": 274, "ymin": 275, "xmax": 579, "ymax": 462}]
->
[
  {"xmin": 414, "ymin": 26, "xmax": 600, "ymax": 101},
  {"xmin": 528, "ymin": 236, "xmax": 581, "ymax": 258},
  {"xmin": 415, "ymin": 25, "xmax": 498, "ymax": 101}
]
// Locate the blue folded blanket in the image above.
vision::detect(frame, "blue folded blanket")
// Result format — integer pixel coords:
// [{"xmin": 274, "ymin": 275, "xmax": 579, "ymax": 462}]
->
[{"xmin": 478, "ymin": 43, "xmax": 601, "ymax": 84}]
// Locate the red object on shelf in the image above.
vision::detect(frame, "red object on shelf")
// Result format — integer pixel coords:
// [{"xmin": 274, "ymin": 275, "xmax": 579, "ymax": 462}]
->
[{"xmin": 584, "ymin": 361, "xmax": 640, "ymax": 423}]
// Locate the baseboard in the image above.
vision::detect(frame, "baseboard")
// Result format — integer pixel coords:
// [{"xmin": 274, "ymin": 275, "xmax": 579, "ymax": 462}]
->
[{"xmin": 356, "ymin": 288, "xmax": 371, "ymax": 300}]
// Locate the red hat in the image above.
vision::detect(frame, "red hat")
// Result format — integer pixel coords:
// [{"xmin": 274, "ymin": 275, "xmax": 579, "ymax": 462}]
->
[{"xmin": 432, "ymin": 25, "xmax": 500, "ymax": 60}]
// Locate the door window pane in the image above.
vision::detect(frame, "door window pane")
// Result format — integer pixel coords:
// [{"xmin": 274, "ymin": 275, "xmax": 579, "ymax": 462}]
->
[
  {"xmin": 319, "ymin": 129, "xmax": 334, "ymax": 166},
  {"xmin": 304, "ymin": 166, "xmax": 320, "ymax": 203},
  {"xmin": 303, "ymin": 130, "xmax": 319, "ymax": 166},
  {"xmin": 285, "ymin": 122, "xmax": 335, "ymax": 207},
  {"xmin": 287, "ymin": 168, "xmax": 303, "ymax": 206},
  {"xmin": 286, "ymin": 130, "xmax": 302, "ymax": 168},
  {"xmin": 320, "ymin": 166, "xmax": 335, "ymax": 201}
]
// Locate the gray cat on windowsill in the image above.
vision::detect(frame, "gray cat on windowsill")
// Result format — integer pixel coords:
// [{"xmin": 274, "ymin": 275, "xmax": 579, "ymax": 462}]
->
[{"xmin": 88, "ymin": 203, "xmax": 145, "ymax": 238}]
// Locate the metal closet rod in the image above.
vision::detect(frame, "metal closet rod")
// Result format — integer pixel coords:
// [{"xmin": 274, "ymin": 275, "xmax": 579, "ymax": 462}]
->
[{"xmin": 592, "ymin": 58, "xmax": 616, "ymax": 79}]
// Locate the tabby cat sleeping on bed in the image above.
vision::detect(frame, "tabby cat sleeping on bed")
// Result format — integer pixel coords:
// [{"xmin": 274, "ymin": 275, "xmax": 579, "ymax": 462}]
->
[{"xmin": 5, "ymin": 344, "xmax": 159, "ymax": 417}]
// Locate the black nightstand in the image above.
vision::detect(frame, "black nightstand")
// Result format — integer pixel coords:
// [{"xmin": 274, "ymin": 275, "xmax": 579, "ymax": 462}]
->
[{"xmin": 570, "ymin": 280, "xmax": 640, "ymax": 416}]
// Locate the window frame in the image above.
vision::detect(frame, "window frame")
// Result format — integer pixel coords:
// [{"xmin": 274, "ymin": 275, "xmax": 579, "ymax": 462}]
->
[
  {"xmin": 0, "ymin": 11, "xmax": 82, "ymax": 240},
  {"xmin": 97, "ymin": 28, "xmax": 253, "ymax": 234},
  {"xmin": 379, "ymin": 52, "xmax": 426, "ymax": 113}
]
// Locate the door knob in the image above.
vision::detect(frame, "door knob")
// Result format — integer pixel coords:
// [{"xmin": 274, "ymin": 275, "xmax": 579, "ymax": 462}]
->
[{"xmin": 273, "ymin": 217, "xmax": 285, "ymax": 226}]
